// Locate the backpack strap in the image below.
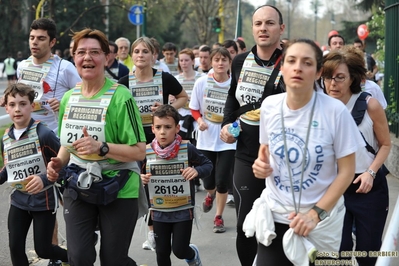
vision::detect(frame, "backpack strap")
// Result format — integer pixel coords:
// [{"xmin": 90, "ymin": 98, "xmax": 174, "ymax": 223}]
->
[
  {"xmin": 351, "ymin": 91, "xmax": 371, "ymax": 126},
  {"xmin": 351, "ymin": 92, "xmax": 376, "ymax": 155}
]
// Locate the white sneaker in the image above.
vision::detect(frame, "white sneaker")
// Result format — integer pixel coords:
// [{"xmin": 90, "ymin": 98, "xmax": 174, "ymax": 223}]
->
[
  {"xmin": 226, "ymin": 194, "xmax": 234, "ymax": 205},
  {"xmin": 142, "ymin": 231, "xmax": 156, "ymax": 251}
]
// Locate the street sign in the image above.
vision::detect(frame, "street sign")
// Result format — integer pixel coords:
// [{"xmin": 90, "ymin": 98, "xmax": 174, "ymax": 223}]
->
[{"xmin": 128, "ymin": 5, "xmax": 144, "ymax": 26}]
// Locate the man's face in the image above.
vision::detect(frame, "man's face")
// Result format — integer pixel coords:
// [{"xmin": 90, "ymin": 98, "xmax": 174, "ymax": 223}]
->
[
  {"xmin": 329, "ymin": 37, "xmax": 344, "ymax": 50},
  {"xmin": 108, "ymin": 45, "xmax": 117, "ymax": 66},
  {"xmin": 29, "ymin": 29, "xmax": 55, "ymax": 60},
  {"xmin": 199, "ymin": 51, "xmax": 211, "ymax": 70},
  {"xmin": 162, "ymin": 50, "xmax": 176, "ymax": 64},
  {"xmin": 252, "ymin": 6, "xmax": 284, "ymax": 49},
  {"xmin": 354, "ymin": 42, "xmax": 364, "ymax": 51},
  {"xmin": 117, "ymin": 40, "xmax": 129, "ymax": 60}
]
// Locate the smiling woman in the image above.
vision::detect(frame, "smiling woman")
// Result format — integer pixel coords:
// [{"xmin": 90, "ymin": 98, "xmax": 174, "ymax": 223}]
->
[{"xmin": 47, "ymin": 28, "xmax": 146, "ymax": 265}]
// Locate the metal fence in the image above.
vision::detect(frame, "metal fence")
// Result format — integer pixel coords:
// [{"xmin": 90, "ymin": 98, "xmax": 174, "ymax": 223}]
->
[{"xmin": 385, "ymin": 0, "xmax": 399, "ymax": 137}]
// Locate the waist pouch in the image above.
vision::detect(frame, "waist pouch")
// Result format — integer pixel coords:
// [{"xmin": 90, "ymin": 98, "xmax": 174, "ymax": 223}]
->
[{"xmin": 64, "ymin": 163, "xmax": 130, "ymax": 205}]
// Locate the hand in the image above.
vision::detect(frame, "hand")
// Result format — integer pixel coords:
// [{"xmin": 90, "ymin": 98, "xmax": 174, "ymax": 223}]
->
[
  {"xmin": 72, "ymin": 127, "xmax": 101, "ymax": 155},
  {"xmin": 141, "ymin": 173, "xmax": 151, "ymax": 185},
  {"xmin": 220, "ymin": 124, "xmax": 238, "ymax": 144},
  {"xmin": 25, "ymin": 175, "xmax": 44, "ymax": 194},
  {"xmin": 288, "ymin": 211, "xmax": 318, "ymax": 237},
  {"xmin": 151, "ymin": 101, "xmax": 162, "ymax": 112},
  {"xmin": 47, "ymin": 157, "xmax": 63, "ymax": 182},
  {"xmin": 252, "ymin": 149, "xmax": 272, "ymax": 179},
  {"xmin": 47, "ymin": 98, "xmax": 60, "ymax": 112},
  {"xmin": 180, "ymin": 167, "xmax": 198, "ymax": 180},
  {"xmin": 353, "ymin": 172, "xmax": 374, "ymax": 193},
  {"xmin": 197, "ymin": 118, "xmax": 208, "ymax": 131}
]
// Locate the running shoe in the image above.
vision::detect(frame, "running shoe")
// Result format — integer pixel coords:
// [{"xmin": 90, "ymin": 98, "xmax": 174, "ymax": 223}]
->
[
  {"xmin": 185, "ymin": 244, "xmax": 202, "ymax": 266},
  {"xmin": 213, "ymin": 215, "xmax": 226, "ymax": 233},
  {"xmin": 226, "ymin": 194, "xmax": 234, "ymax": 206},
  {"xmin": 202, "ymin": 193, "xmax": 215, "ymax": 213},
  {"xmin": 142, "ymin": 230, "xmax": 156, "ymax": 251}
]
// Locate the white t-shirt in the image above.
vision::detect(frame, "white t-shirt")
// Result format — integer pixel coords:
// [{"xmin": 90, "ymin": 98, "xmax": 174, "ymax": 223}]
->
[
  {"xmin": 189, "ymin": 74, "xmax": 236, "ymax": 151},
  {"xmin": 174, "ymin": 72, "xmax": 204, "ymax": 133},
  {"xmin": 259, "ymin": 92, "xmax": 363, "ymax": 222},
  {"xmin": 346, "ymin": 93, "xmax": 376, "ymax": 173},
  {"xmin": 17, "ymin": 55, "xmax": 81, "ymax": 134},
  {"xmin": 364, "ymin": 79, "xmax": 387, "ymax": 109}
]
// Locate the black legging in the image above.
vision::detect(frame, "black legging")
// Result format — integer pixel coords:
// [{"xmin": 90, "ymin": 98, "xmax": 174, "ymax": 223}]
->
[
  {"xmin": 8, "ymin": 205, "xmax": 68, "ymax": 266},
  {"xmin": 257, "ymin": 223, "xmax": 319, "ymax": 266},
  {"xmin": 153, "ymin": 220, "xmax": 194, "ymax": 266},
  {"xmin": 233, "ymin": 157, "xmax": 266, "ymax": 265}
]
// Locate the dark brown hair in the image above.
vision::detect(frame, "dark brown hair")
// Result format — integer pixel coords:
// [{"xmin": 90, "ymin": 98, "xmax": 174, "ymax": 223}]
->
[
  {"xmin": 72, "ymin": 28, "xmax": 110, "ymax": 55},
  {"xmin": 323, "ymin": 45, "xmax": 366, "ymax": 94},
  {"xmin": 4, "ymin": 83, "xmax": 35, "ymax": 104},
  {"xmin": 152, "ymin": 104, "xmax": 180, "ymax": 125}
]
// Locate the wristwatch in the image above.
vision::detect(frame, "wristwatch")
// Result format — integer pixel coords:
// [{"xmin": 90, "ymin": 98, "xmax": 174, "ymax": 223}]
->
[
  {"xmin": 367, "ymin": 168, "xmax": 377, "ymax": 179},
  {"xmin": 98, "ymin": 142, "xmax": 109, "ymax": 157},
  {"xmin": 312, "ymin": 205, "xmax": 328, "ymax": 221}
]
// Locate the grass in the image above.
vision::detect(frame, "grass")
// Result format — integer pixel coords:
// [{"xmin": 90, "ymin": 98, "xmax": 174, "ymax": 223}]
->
[{"xmin": 0, "ymin": 123, "xmax": 11, "ymax": 168}]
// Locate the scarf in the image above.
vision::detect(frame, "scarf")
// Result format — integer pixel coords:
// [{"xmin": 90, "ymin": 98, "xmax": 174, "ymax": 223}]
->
[{"xmin": 150, "ymin": 134, "xmax": 182, "ymax": 160}]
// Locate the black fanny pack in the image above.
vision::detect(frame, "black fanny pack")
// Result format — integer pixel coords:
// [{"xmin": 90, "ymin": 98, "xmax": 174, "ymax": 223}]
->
[{"xmin": 64, "ymin": 163, "xmax": 130, "ymax": 205}]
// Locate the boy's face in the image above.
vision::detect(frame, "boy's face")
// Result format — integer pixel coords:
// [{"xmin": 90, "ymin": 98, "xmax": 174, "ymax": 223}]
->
[
  {"xmin": 5, "ymin": 94, "xmax": 34, "ymax": 130},
  {"xmin": 152, "ymin": 116, "xmax": 180, "ymax": 148},
  {"xmin": 162, "ymin": 50, "xmax": 176, "ymax": 64}
]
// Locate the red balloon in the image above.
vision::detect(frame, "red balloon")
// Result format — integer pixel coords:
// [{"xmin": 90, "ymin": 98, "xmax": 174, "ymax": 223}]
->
[
  {"xmin": 328, "ymin": 30, "xmax": 339, "ymax": 38},
  {"xmin": 357, "ymin": 24, "xmax": 369, "ymax": 40}
]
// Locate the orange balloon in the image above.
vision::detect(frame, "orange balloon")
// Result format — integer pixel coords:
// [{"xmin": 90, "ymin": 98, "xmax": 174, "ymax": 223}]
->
[
  {"xmin": 357, "ymin": 24, "xmax": 369, "ymax": 40},
  {"xmin": 328, "ymin": 30, "xmax": 339, "ymax": 38}
]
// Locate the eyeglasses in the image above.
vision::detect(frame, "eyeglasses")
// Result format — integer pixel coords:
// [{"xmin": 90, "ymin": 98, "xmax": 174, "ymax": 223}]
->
[
  {"xmin": 74, "ymin": 49, "xmax": 104, "ymax": 58},
  {"xmin": 323, "ymin": 76, "xmax": 347, "ymax": 83}
]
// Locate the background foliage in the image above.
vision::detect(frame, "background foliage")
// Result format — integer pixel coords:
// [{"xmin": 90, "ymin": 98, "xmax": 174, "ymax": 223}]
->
[{"xmin": 0, "ymin": 0, "xmax": 385, "ymax": 60}]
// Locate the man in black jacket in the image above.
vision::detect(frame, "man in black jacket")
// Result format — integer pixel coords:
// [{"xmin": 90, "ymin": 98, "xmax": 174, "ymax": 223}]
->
[{"xmin": 220, "ymin": 5, "xmax": 286, "ymax": 265}]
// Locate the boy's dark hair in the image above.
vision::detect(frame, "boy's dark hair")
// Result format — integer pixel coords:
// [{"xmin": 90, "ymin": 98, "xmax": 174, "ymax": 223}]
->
[
  {"xmin": 328, "ymin": 34, "xmax": 345, "ymax": 46},
  {"xmin": 353, "ymin": 38, "xmax": 364, "ymax": 47},
  {"xmin": 109, "ymin": 41, "xmax": 118, "ymax": 54},
  {"xmin": 222, "ymin": 40, "xmax": 238, "ymax": 53},
  {"xmin": 162, "ymin": 42, "xmax": 177, "ymax": 52},
  {"xmin": 30, "ymin": 18, "xmax": 57, "ymax": 41},
  {"xmin": 152, "ymin": 105, "xmax": 180, "ymax": 125},
  {"xmin": 4, "ymin": 83, "xmax": 35, "ymax": 105},
  {"xmin": 200, "ymin": 45, "xmax": 211, "ymax": 53},
  {"xmin": 192, "ymin": 45, "xmax": 200, "ymax": 50}
]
